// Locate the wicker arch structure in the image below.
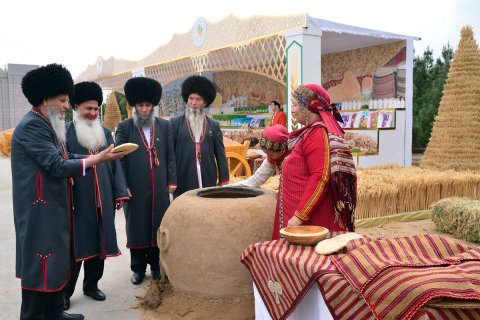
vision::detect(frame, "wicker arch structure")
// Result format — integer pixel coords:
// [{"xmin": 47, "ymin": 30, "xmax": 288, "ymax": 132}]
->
[
  {"xmin": 76, "ymin": 14, "xmax": 309, "ymax": 91},
  {"xmin": 95, "ymin": 34, "xmax": 287, "ymax": 92}
]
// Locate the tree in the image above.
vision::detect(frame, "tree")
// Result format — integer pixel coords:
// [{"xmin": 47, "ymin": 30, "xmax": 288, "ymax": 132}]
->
[{"xmin": 412, "ymin": 44, "xmax": 454, "ymax": 150}]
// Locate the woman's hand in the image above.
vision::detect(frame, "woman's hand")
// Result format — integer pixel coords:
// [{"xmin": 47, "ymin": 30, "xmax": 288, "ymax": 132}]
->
[{"xmin": 287, "ymin": 215, "xmax": 303, "ymax": 226}]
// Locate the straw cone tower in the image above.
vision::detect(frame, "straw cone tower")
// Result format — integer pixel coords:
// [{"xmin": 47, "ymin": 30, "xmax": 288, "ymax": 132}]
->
[
  {"xmin": 103, "ymin": 91, "xmax": 122, "ymax": 132},
  {"xmin": 421, "ymin": 26, "xmax": 480, "ymax": 171}
]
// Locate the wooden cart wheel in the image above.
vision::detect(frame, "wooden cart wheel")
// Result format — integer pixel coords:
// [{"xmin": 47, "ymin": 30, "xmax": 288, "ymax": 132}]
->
[{"xmin": 226, "ymin": 152, "xmax": 252, "ymax": 178}]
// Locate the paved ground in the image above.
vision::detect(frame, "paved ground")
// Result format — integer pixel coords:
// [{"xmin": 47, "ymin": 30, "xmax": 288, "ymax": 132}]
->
[{"xmin": 0, "ymin": 156, "xmax": 145, "ymax": 320}]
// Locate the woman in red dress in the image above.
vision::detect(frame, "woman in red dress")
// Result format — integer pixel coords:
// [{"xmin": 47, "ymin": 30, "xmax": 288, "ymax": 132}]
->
[
  {"xmin": 272, "ymin": 84, "xmax": 356, "ymax": 240},
  {"xmin": 269, "ymin": 100, "xmax": 287, "ymax": 127}
]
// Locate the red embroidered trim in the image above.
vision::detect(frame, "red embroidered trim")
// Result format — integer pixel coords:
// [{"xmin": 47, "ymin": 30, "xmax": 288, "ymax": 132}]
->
[
  {"xmin": 35, "ymin": 253, "xmax": 53, "ymax": 289},
  {"xmin": 135, "ymin": 125, "xmax": 157, "ymax": 245},
  {"xmin": 137, "ymin": 125, "xmax": 159, "ymax": 167},
  {"xmin": 30, "ymin": 107, "xmax": 48, "ymax": 122},
  {"xmin": 32, "ymin": 172, "xmax": 48, "ymax": 205}
]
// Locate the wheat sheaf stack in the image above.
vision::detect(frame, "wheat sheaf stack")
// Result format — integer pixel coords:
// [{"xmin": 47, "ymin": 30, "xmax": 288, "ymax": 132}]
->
[
  {"xmin": 103, "ymin": 91, "xmax": 122, "ymax": 132},
  {"xmin": 234, "ymin": 165, "xmax": 480, "ymax": 220},
  {"xmin": 355, "ymin": 166, "xmax": 480, "ymax": 219},
  {"xmin": 421, "ymin": 25, "xmax": 480, "ymax": 171}
]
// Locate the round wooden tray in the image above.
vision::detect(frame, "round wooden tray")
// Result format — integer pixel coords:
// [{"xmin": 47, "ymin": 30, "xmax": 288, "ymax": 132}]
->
[
  {"xmin": 111, "ymin": 143, "xmax": 139, "ymax": 155},
  {"xmin": 280, "ymin": 226, "xmax": 329, "ymax": 246}
]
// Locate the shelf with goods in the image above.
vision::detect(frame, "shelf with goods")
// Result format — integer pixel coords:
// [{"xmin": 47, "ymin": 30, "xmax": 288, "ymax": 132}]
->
[
  {"xmin": 336, "ymin": 98, "xmax": 405, "ymax": 160},
  {"xmin": 209, "ymin": 105, "xmax": 272, "ymax": 129},
  {"xmin": 337, "ymin": 97, "xmax": 404, "ymax": 131}
]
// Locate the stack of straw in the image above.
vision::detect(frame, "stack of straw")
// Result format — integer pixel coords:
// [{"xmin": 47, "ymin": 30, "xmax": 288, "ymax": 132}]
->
[
  {"xmin": 103, "ymin": 91, "xmax": 122, "ymax": 132},
  {"xmin": 356, "ymin": 165, "xmax": 480, "ymax": 219},
  {"xmin": 421, "ymin": 26, "xmax": 480, "ymax": 171},
  {"xmin": 232, "ymin": 165, "xmax": 480, "ymax": 220}
]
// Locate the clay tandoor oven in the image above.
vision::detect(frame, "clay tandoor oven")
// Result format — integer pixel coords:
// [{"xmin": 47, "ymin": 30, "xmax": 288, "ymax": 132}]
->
[{"xmin": 159, "ymin": 186, "xmax": 276, "ymax": 298}]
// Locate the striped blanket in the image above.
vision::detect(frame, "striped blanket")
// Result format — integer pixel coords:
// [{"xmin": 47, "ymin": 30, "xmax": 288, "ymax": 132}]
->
[
  {"xmin": 241, "ymin": 234, "xmax": 480, "ymax": 320},
  {"xmin": 317, "ymin": 272, "xmax": 480, "ymax": 320},
  {"xmin": 372, "ymin": 72, "xmax": 396, "ymax": 99},
  {"xmin": 332, "ymin": 234, "xmax": 480, "ymax": 320}
]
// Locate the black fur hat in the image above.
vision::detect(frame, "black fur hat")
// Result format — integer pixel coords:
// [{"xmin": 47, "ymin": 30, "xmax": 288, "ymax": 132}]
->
[
  {"xmin": 72, "ymin": 81, "xmax": 103, "ymax": 107},
  {"xmin": 21, "ymin": 63, "xmax": 74, "ymax": 107},
  {"xmin": 181, "ymin": 75, "xmax": 216, "ymax": 107},
  {"xmin": 124, "ymin": 77, "xmax": 162, "ymax": 106}
]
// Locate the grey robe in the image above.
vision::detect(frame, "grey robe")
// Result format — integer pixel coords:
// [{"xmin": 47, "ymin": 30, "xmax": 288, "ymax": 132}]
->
[
  {"xmin": 66, "ymin": 122, "xmax": 129, "ymax": 261},
  {"xmin": 115, "ymin": 117, "xmax": 176, "ymax": 248},
  {"xmin": 170, "ymin": 115, "xmax": 229, "ymax": 197},
  {"xmin": 11, "ymin": 112, "xmax": 83, "ymax": 292}
]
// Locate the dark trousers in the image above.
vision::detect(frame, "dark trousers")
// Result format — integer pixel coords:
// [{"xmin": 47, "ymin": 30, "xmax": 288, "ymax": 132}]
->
[
  {"xmin": 20, "ymin": 289, "xmax": 64, "ymax": 320},
  {"xmin": 64, "ymin": 257, "xmax": 105, "ymax": 298},
  {"xmin": 130, "ymin": 247, "xmax": 160, "ymax": 273}
]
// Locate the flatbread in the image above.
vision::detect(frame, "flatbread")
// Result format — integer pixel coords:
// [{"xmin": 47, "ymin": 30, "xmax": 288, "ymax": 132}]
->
[
  {"xmin": 315, "ymin": 232, "xmax": 363, "ymax": 255},
  {"xmin": 111, "ymin": 143, "xmax": 139, "ymax": 155}
]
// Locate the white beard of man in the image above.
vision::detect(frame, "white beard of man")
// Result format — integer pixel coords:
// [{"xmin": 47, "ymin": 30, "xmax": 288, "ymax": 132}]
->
[
  {"xmin": 47, "ymin": 105, "xmax": 66, "ymax": 144},
  {"xmin": 133, "ymin": 107, "xmax": 156, "ymax": 128},
  {"xmin": 186, "ymin": 107, "xmax": 205, "ymax": 137},
  {"xmin": 73, "ymin": 111, "xmax": 107, "ymax": 151}
]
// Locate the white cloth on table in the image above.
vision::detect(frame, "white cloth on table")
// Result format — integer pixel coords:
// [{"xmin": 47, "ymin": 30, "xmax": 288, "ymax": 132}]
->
[{"xmin": 253, "ymin": 283, "xmax": 333, "ymax": 320}]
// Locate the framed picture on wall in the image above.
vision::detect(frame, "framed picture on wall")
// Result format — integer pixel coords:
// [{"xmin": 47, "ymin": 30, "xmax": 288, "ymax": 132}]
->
[{"xmin": 345, "ymin": 130, "xmax": 379, "ymax": 155}]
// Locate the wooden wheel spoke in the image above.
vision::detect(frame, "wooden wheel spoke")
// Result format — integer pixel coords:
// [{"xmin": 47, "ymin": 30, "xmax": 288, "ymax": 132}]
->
[{"xmin": 225, "ymin": 152, "xmax": 252, "ymax": 178}]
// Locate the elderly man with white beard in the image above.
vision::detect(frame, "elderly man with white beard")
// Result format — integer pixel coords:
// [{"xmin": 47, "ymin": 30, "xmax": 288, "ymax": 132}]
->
[
  {"xmin": 115, "ymin": 77, "xmax": 177, "ymax": 285},
  {"xmin": 62, "ymin": 81, "xmax": 129, "ymax": 310},
  {"xmin": 11, "ymin": 64, "xmax": 128, "ymax": 320},
  {"xmin": 170, "ymin": 75, "xmax": 229, "ymax": 197}
]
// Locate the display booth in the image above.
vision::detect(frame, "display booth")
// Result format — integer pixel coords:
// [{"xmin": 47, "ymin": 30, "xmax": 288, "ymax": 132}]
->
[{"xmin": 77, "ymin": 14, "xmax": 418, "ymax": 167}]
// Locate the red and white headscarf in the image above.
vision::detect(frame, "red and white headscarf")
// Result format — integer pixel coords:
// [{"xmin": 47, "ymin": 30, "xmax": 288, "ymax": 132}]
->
[{"xmin": 292, "ymin": 84, "xmax": 344, "ymax": 135}]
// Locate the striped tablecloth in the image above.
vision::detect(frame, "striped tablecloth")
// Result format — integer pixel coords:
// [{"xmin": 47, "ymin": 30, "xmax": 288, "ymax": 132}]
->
[
  {"xmin": 241, "ymin": 234, "xmax": 480, "ymax": 320},
  {"xmin": 241, "ymin": 238, "xmax": 337, "ymax": 319}
]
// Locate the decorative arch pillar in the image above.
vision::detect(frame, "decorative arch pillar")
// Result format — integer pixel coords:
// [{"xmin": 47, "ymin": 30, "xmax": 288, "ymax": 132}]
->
[{"xmin": 285, "ymin": 28, "xmax": 322, "ymax": 131}]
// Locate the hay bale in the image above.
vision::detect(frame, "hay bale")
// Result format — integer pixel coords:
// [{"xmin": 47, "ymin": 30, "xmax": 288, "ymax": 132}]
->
[{"xmin": 432, "ymin": 197, "xmax": 480, "ymax": 243}]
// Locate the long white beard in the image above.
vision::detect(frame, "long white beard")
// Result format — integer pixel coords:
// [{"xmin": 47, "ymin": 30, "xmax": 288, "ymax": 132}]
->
[
  {"xmin": 47, "ymin": 105, "xmax": 66, "ymax": 144},
  {"xmin": 133, "ymin": 108, "xmax": 156, "ymax": 128},
  {"xmin": 73, "ymin": 111, "xmax": 107, "ymax": 151},
  {"xmin": 186, "ymin": 107, "xmax": 205, "ymax": 137}
]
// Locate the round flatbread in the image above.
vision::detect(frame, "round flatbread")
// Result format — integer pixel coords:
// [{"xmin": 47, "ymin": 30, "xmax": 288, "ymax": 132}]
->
[
  {"xmin": 315, "ymin": 232, "xmax": 363, "ymax": 255},
  {"xmin": 111, "ymin": 143, "xmax": 139, "ymax": 155}
]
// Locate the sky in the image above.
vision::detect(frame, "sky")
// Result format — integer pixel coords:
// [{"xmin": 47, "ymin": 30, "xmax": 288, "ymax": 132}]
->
[{"xmin": 1, "ymin": 0, "xmax": 479, "ymax": 78}]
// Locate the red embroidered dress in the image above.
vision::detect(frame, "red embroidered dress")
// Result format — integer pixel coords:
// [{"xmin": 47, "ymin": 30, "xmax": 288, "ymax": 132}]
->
[{"xmin": 272, "ymin": 119, "xmax": 345, "ymax": 239}]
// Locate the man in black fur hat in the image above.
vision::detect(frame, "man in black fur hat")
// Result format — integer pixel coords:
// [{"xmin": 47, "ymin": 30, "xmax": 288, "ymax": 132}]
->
[
  {"xmin": 170, "ymin": 75, "xmax": 229, "ymax": 197},
  {"xmin": 62, "ymin": 81, "xmax": 129, "ymax": 310},
  {"xmin": 11, "ymin": 64, "xmax": 127, "ymax": 320},
  {"xmin": 115, "ymin": 77, "xmax": 177, "ymax": 285}
]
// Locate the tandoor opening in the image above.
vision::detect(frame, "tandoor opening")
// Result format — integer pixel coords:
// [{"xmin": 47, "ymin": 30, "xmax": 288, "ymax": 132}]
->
[{"xmin": 197, "ymin": 187, "xmax": 263, "ymax": 199}]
